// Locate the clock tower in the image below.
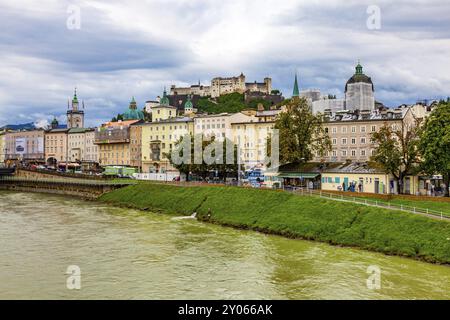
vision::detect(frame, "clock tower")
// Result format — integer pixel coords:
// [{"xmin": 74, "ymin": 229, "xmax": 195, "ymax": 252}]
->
[{"xmin": 67, "ymin": 88, "xmax": 85, "ymax": 128}]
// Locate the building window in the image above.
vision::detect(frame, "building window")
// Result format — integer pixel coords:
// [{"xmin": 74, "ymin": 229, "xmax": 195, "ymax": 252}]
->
[
  {"xmin": 351, "ymin": 138, "xmax": 356, "ymax": 144},
  {"xmin": 371, "ymin": 125, "xmax": 376, "ymax": 132},
  {"xmin": 361, "ymin": 137, "xmax": 366, "ymax": 144},
  {"xmin": 360, "ymin": 126, "xmax": 366, "ymax": 133},
  {"xmin": 361, "ymin": 149, "xmax": 366, "ymax": 156},
  {"xmin": 351, "ymin": 126, "xmax": 356, "ymax": 133},
  {"xmin": 342, "ymin": 138, "xmax": 347, "ymax": 145},
  {"xmin": 342, "ymin": 127, "xmax": 347, "ymax": 133},
  {"xmin": 351, "ymin": 150, "xmax": 356, "ymax": 157}
]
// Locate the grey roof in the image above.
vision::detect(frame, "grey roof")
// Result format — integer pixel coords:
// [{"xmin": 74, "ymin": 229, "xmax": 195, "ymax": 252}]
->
[
  {"xmin": 256, "ymin": 110, "xmax": 280, "ymax": 117},
  {"xmin": 141, "ymin": 117, "xmax": 194, "ymax": 125},
  {"xmin": 322, "ymin": 162, "xmax": 385, "ymax": 174},
  {"xmin": 326, "ymin": 108, "xmax": 407, "ymax": 122},
  {"xmin": 46, "ymin": 128, "xmax": 69, "ymax": 133}
]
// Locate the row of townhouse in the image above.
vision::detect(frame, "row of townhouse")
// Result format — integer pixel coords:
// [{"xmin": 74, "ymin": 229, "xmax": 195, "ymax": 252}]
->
[
  {"xmin": 2, "ymin": 96, "xmax": 436, "ymax": 195},
  {"xmin": 1, "ymin": 127, "xmax": 98, "ymax": 171},
  {"xmin": 93, "ymin": 100, "xmax": 428, "ymax": 176},
  {"xmin": 93, "ymin": 104, "xmax": 282, "ymax": 174}
]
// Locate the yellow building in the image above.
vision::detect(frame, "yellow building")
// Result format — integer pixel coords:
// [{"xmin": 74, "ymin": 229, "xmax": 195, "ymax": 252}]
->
[
  {"xmin": 151, "ymin": 89, "xmax": 178, "ymax": 121},
  {"xmin": 141, "ymin": 117, "xmax": 194, "ymax": 173},
  {"xmin": 45, "ymin": 128, "xmax": 69, "ymax": 165},
  {"xmin": 129, "ymin": 123, "xmax": 142, "ymax": 171},
  {"xmin": 321, "ymin": 162, "xmax": 420, "ymax": 195},
  {"xmin": 95, "ymin": 120, "xmax": 141, "ymax": 167},
  {"xmin": 230, "ymin": 120, "xmax": 275, "ymax": 169}
]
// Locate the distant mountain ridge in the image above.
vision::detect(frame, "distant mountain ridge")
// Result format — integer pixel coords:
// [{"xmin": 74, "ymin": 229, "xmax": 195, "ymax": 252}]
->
[
  {"xmin": 0, "ymin": 122, "xmax": 68, "ymax": 131},
  {"xmin": 0, "ymin": 122, "xmax": 36, "ymax": 131}
]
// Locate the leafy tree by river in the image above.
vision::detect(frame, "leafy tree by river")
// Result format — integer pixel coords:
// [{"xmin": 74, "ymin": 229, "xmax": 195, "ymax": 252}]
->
[
  {"xmin": 370, "ymin": 119, "xmax": 421, "ymax": 194},
  {"xmin": 419, "ymin": 100, "xmax": 450, "ymax": 197},
  {"xmin": 274, "ymin": 97, "xmax": 331, "ymax": 165},
  {"xmin": 165, "ymin": 134, "xmax": 242, "ymax": 181}
]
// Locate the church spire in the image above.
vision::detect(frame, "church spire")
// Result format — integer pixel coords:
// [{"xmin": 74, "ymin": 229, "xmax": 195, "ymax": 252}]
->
[
  {"xmin": 160, "ymin": 87, "xmax": 170, "ymax": 106},
  {"xmin": 129, "ymin": 96, "xmax": 137, "ymax": 110},
  {"xmin": 72, "ymin": 87, "xmax": 78, "ymax": 103},
  {"xmin": 292, "ymin": 74, "xmax": 299, "ymax": 97}
]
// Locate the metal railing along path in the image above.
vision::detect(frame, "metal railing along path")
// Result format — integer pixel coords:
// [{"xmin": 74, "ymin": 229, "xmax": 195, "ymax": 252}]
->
[{"xmin": 290, "ymin": 187, "xmax": 449, "ymax": 221}]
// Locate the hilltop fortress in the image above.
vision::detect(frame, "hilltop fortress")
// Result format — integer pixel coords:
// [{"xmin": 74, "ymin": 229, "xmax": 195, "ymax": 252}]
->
[{"xmin": 170, "ymin": 73, "xmax": 272, "ymax": 98}]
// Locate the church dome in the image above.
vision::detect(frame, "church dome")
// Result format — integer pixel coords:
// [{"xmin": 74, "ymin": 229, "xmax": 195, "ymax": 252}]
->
[
  {"xmin": 123, "ymin": 97, "xmax": 144, "ymax": 120},
  {"xmin": 345, "ymin": 62, "xmax": 374, "ymax": 91},
  {"xmin": 160, "ymin": 88, "xmax": 170, "ymax": 106},
  {"xmin": 184, "ymin": 95, "xmax": 193, "ymax": 110}
]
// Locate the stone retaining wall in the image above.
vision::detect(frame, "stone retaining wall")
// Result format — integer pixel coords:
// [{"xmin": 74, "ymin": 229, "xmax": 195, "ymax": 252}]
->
[{"xmin": 0, "ymin": 179, "xmax": 126, "ymax": 199}]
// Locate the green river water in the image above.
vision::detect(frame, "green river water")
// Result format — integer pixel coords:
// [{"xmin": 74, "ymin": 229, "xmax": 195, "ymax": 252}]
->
[{"xmin": 0, "ymin": 191, "xmax": 449, "ymax": 299}]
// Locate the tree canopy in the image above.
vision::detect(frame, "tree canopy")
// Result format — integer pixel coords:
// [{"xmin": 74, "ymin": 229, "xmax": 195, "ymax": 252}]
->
[
  {"xmin": 165, "ymin": 134, "xmax": 242, "ymax": 181},
  {"xmin": 419, "ymin": 101, "xmax": 450, "ymax": 196},
  {"xmin": 370, "ymin": 119, "xmax": 421, "ymax": 194},
  {"xmin": 274, "ymin": 97, "xmax": 331, "ymax": 165}
]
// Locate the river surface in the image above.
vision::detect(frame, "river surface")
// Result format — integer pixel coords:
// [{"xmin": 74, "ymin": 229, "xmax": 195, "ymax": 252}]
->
[{"xmin": 0, "ymin": 191, "xmax": 449, "ymax": 300}]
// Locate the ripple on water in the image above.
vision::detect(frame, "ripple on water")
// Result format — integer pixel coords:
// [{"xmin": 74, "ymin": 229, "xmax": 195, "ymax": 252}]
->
[{"xmin": 0, "ymin": 191, "xmax": 450, "ymax": 300}]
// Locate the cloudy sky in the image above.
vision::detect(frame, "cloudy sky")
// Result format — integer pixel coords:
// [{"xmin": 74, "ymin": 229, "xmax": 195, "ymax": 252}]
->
[{"xmin": 1, "ymin": 0, "xmax": 449, "ymax": 127}]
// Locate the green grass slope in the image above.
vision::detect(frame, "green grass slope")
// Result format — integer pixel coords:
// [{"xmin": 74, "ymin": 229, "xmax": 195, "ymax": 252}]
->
[{"xmin": 99, "ymin": 184, "xmax": 450, "ymax": 264}]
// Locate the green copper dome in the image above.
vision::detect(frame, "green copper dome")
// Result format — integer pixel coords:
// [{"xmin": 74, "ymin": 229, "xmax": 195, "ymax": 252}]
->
[
  {"xmin": 123, "ymin": 97, "xmax": 144, "ymax": 120},
  {"xmin": 160, "ymin": 88, "xmax": 170, "ymax": 106},
  {"xmin": 184, "ymin": 95, "xmax": 193, "ymax": 110},
  {"xmin": 355, "ymin": 62, "xmax": 363, "ymax": 75},
  {"xmin": 345, "ymin": 61, "xmax": 374, "ymax": 91}
]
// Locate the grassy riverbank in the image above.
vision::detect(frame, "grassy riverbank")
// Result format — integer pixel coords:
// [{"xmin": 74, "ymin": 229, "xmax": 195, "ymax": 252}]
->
[{"xmin": 99, "ymin": 183, "xmax": 450, "ymax": 264}]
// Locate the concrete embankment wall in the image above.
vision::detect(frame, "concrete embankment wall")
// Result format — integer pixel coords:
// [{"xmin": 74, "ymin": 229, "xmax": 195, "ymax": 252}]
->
[
  {"xmin": 0, "ymin": 179, "xmax": 126, "ymax": 199},
  {"xmin": 14, "ymin": 169, "xmax": 109, "ymax": 181}
]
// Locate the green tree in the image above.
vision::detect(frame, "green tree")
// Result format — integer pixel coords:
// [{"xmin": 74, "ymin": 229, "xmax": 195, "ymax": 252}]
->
[
  {"xmin": 274, "ymin": 97, "xmax": 331, "ymax": 164},
  {"xmin": 371, "ymin": 120, "xmax": 421, "ymax": 194},
  {"xmin": 419, "ymin": 102, "xmax": 450, "ymax": 197},
  {"xmin": 111, "ymin": 113, "xmax": 124, "ymax": 122},
  {"xmin": 165, "ymin": 134, "xmax": 243, "ymax": 182}
]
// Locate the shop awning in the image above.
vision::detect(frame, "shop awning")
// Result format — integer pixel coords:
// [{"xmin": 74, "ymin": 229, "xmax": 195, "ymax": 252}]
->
[{"xmin": 277, "ymin": 172, "xmax": 320, "ymax": 179}]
